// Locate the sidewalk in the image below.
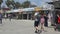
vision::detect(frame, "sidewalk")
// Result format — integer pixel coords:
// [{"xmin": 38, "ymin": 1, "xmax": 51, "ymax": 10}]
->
[{"xmin": 0, "ymin": 19, "xmax": 60, "ymax": 34}]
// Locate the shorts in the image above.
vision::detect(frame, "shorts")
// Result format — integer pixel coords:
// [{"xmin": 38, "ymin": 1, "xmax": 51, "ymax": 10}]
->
[{"xmin": 34, "ymin": 21, "xmax": 40, "ymax": 27}]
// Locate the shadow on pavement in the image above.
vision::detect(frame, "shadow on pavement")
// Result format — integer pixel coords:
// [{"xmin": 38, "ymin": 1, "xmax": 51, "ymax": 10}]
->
[{"xmin": 47, "ymin": 26, "xmax": 54, "ymax": 28}]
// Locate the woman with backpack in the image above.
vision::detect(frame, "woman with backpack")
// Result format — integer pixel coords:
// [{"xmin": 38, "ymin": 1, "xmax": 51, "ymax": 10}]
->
[{"xmin": 34, "ymin": 12, "xmax": 40, "ymax": 33}]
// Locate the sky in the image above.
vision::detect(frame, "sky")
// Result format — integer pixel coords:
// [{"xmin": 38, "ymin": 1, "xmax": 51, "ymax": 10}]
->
[{"xmin": 3, "ymin": 0, "xmax": 52, "ymax": 7}]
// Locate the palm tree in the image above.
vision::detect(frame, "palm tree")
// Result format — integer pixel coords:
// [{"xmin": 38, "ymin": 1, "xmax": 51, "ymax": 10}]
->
[
  {"xmin": 6, "ymin": 0, "xmax": 12, "ymax": 9},
  {"xmin": 22, "ymin": 0, "xmax": 31, "ymax": 8},
  {"xmin": 10, "ymin": 0, "xmax": 15, "ymax": 9},
  {"xmin": 6, "ymin": 0, "xmax": 15, "ymax": 9},
  {"xmin": 15, "ymin": 2, "xmax": 21, "ymax": 9},
  {"xmin": 6, "ymin": 0, "xmax": 11, "ymax": 7},
  {"xmin": 0, "ymin": 0, "xmax": 3, "ymax": 9},
  {"xmin": 0, "ymin": 0, "xmax": 3, "ymax": 4}
]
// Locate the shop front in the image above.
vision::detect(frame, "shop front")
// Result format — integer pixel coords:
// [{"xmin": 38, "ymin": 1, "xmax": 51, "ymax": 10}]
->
[{"xmin": 18, "ymin": 11, "xmax": 33, "ymax": 20}]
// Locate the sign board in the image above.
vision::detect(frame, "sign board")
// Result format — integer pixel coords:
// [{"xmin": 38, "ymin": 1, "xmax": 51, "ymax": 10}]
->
[{"xmin": 34, "ymin": 7, "xmax": 42, "ymax": 11}]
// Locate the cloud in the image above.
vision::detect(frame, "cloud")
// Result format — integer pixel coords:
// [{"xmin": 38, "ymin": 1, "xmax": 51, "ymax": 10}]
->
[{"xmin": 31, "ymin": 2, "xmax": 37, "ymax": 5}]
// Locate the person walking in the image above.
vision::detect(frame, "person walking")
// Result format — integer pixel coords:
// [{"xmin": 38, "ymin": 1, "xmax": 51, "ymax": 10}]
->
[
  {"xmin": 40, "ymin": 14, "xmax": 45, "ymax": 31},
  {"xmin": 44, "ymin": 14, "xmax": 48, "ymax": 27},
  {"xmin": 0, "ymin": 12, "xmax": 3, "ymax": 24},
  {"xmin": 8, "ymin": 14, "xmax": 12, "ymax": 21},
  {"xmin": 34, "ymin": 12, "xmax": 40, "ymax": 33},
  {"xmin": 5, "ymin": 15, "xmax": 7, "ymax": 20},
  {"xmin": 55, "ymin": 14, "xmax": 60, "ymax": 31},
  {"xmin": 54, "ymin": 14, "xmax": 58, "ymax": 31}
]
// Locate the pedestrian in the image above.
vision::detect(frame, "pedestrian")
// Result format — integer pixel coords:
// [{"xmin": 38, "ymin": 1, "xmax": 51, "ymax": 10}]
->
[
  {"xmin": 40, "ymin": 14, "xmax": 45, "ymax": 31},
  {"xmin": 54, "ymin": 14, "xmax": 58, "ymax": 31},
  {"xmin": 5, "ymin": 15, "xmax": 7, "ymax": 20},
  {"xmin": 0, "ymin": 12, "xmax": 3, "ymax": 24},
  {"xmin": 55, "ymin": 14, "xmax": 60, "ymax": 31},
  {"xmin": 34, "ymin": 12, "xmax": 40, "ymax": 33},
  {"xmin": 44, "ymin": 14, "xmax": 48, "ymax": 27},
  {"xmin": 8, "ymin": 14, "xmax": 12, "ymax": 21}
]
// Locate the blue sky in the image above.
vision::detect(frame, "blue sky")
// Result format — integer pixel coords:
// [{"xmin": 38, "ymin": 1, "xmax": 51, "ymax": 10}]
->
[{"xmin": 3, "ymin": 0, "xmax": 52, "ymax": 6}]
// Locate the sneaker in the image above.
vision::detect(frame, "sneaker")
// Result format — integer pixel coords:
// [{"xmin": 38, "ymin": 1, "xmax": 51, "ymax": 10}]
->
[
  {"xmin": 54, "ymin": 28, "xmax": 56, "ymax": 31},
  {"xmin": 39, "ymin": 30, "xmax": 42, "ymax": 33},
  {"xmin": 38, "ymin": 30, "xmax": 39, "ymax": 32},
  {"xmin": 35, "ymin": 31, "xmax": 38, "ymax": 33}
]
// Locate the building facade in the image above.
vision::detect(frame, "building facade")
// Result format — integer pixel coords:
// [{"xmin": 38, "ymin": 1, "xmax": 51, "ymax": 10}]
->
[{"xmin": 48, "ymin": 0, "xmax": 60, "ymax": 25}]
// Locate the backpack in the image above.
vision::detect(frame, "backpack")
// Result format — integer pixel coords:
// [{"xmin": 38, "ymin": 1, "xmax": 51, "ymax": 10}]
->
[
  {"xmin": 58, "ymin": 16, "xmax": 60, "ymax": 24},
  {"xmin": 35, "ymin": 14, "xmax": 40, "ymax": 21},
  {"xmin": 35, "ymin": 16, "xmax": 39, "ymax": 21}
]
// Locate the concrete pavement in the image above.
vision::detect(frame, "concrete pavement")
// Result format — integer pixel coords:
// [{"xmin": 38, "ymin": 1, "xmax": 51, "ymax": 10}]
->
[{"xmin": 0, "ymin": 19, "xmax": 60, "ymax": 34}]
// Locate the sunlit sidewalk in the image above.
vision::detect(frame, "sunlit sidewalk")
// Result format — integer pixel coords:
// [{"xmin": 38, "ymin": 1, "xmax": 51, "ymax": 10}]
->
[{"xmin": 0, "ymin": 19, "xmax": 60, "ymax": 34}]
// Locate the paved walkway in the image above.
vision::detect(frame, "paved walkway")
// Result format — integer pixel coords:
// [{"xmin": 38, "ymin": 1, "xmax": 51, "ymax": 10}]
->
[{"xmin": 0, "ymin": 19, "xmax": 60, "ymax": 34}]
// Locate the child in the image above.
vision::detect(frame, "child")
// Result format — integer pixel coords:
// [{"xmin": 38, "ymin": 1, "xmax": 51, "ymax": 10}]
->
[{"xmin": 40, "ymin": 15, "xmax": 45, "ymax": 31}]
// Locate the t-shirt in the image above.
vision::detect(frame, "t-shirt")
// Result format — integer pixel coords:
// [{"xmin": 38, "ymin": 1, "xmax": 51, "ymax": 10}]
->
[
  {"xmin": 35, "ymin": 18, "xmax": 38, "ymax": 21},
  {"xmin": 58, "ymin": 16, "xmax": 60, "ymax": 24},
  {"xmin": 35, "ymin": 15, "xmax": 40, "ymax": 21}
]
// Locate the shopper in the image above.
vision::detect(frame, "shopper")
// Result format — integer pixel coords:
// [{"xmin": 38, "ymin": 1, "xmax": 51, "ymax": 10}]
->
[
  {"xmin": 40, "ymin": 14, "xmax": 45, "ymax": 31},
  {"xmin": 34, "ymin": 12, "xmax": 40, "ymax": 33},
  {"xmin": 44, "ymin": 14, "xmax": 48, "ymax": 27}
]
